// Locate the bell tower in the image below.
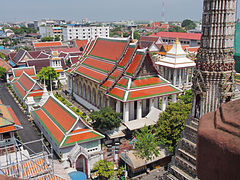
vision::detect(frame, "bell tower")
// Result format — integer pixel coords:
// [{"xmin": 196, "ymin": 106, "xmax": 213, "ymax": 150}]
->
[{"xmin": 167, "ymin": 0, "xmax": 237, "ymax": 179}]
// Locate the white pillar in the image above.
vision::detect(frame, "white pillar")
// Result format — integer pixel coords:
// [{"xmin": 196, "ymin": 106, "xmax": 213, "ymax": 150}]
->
[
  {"xmin": 173, "ymin": 69, "xmax": 177, "ymax": 85},
  {"xmin": 107, "ymin": 97, "xmax": 110, "ymax": 107},
  {"xmin": 168, "ymin": 69, "xmax": 171, "ymax": 82},
  {"xmin": 182, "ymin": 68, "xmax": 186, "ymax": 87},
  {"xmin": 186, "ymin": 68, "xmax": 190, "ymax": 85},
  {"xmin": 137, "ymin": 101, "xmax": 142, "ymax": 119},
  {"xmin": 116, "ymin": 101, "xmax": 121, "ymax": 113},
  {"xmin": 179, "ymin": 69, "xmax": 182, "ymax": 87},
  {"xmin": 161, "ymin": 96, "xmax": 168, "ymax": 111},
  {"xmin": 123, "ymin": 102, "xmax": 129, "ymax": 122},
  {"xmin": 190, "ymin": 68, "xmax": 194, "ymax": 83},
  {"xmin": 172, "ymin": 94, "xmax": 177, "ymax": 103},
  {"xmin": 149, "ymin": 99, "xmax": 155, "ymax": 110},
  {"xmin": 154, "ymin": 98, "xmax": 159, "ymax": 109},
  {"xmin": 129, "ymin": 101, "xmax": 135, "ymax": 120}
]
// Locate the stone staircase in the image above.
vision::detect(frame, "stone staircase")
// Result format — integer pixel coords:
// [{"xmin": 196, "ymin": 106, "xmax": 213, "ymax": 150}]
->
[{"xmin": 167, "ymin": 115, "xmax": 199, "ymax": 180}]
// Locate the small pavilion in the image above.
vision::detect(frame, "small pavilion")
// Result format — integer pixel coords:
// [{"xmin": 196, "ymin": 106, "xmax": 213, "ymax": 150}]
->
[{"xmin": 155, "ymin": 39, "xmax": 196, "ymax": 89}]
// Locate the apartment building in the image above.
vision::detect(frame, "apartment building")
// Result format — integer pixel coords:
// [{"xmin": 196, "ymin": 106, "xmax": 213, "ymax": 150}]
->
[{"xmin": 62, "ymin": 24, "xmax": 109, "ymax": 40}]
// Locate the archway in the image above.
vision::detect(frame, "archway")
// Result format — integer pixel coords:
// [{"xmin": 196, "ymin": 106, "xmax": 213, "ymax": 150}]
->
[
  {"xmin": 79, "ymin": 82, "xmax": 82, "ymax": 96},
  {"xmin": 92, "ymin": 89, "xmax": 96, "ymax": 105},
  {"xmin": 83, "ymin": 84, "xmax": 86, "ymax": 99},
  {"xmin": 97, "ymin": 92, "xmax": 101, "ymax": 107},
  {"xmin": 76, "ymin": 154, "xmax": 88, "ymax": 178},
  {"xmin": 87, "ymin": 86, "xmax": 91, "ymax": 102}
]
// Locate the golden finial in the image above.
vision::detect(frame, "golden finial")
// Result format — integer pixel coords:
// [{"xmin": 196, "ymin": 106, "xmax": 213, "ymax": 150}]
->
[{"xmin": 175, "ymin": 37, "xmax": 180, "ymax": 44}]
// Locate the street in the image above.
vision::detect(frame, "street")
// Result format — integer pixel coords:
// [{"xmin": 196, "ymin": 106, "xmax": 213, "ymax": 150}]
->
[{"xmin": 0, "ymin": 80, "xmax": 43, "ymax": 154}]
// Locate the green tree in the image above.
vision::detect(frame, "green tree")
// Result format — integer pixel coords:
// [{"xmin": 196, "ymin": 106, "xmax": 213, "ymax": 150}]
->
[
  {"xmin": 37, "ymin": 67, "xmax": 58, "ymax": 90},
  {"xmin": 178, "ymin": 89, "xmax": 193, "ymax": 104},
  {"xmin": 169, "ymin": 26, "xmax": 186, "ymax": 33},
  {"xmin": 133, "ymin": 31, "xmax": 140, "ymax": 39},
  {"xmin": 41, "ymin": 36, "xmax": 54, "ymax": 42},
  {"xmin": 155, "ymin": 102, "xmax": 191, "ymax": 153},
  {"xmin": 0, "ymin": 52, "xmax": 7, "ymax": 61},
  {"xmin": 0, "ymin": 67, "xmax": 6, "ymax": 79},
  {"xmin": 182, "ymin": 19, "xmax": 197, "ymax": 30},
  {"xmin": 89, "ymin": 106, "xmax": 121, "ymax": 131},
  {"xmin": 54, "ymin": 35, "xmax": 61, "ymax": 41},
  {"xmin": 92, "ymin": 160, "xmax": 114, "ymax": 180},
  {"xmin": 134, "ymin": 125, "xmax": 159, "ymax": 161},
  {"xmin": 117, "ymin": 166, "xmax": 125, "ymax": 179},
  {"xmin": 2, "ymin": 38, "xmax": 10, "ymax": 47},
  {"xmin": 9, "ymin": 26, "xmax": 37, "ymax": 35},
  {"xmin": 16, "ymin": 46, "xmax": 30, "ymax": 51}
]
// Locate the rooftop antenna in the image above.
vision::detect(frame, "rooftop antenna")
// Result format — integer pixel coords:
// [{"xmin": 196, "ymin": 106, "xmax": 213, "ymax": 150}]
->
[{"xmin": 161, "ymin": 0, "xmax": 166, "ymax": 23}]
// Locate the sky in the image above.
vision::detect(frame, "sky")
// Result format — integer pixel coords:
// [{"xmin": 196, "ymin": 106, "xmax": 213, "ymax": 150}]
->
[{"xmin": 0, "ymin": 0, "xmax": 239, "ymax": 23}]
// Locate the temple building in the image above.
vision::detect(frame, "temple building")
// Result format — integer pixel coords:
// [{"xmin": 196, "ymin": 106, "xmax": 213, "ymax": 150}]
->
[
  {"xmin": 10, "ymin": 67, "xmax": 44, "ymax": 111},
  {"xmin": 66, "ymin": 37, "xmax": 181, "ymax": 125},
  {"xmin": 0, "ymin": 101, "xmax": 23, "ymax": 153},
  {"xmin": 31, "ymin": 94, "xmax": 104, "ymax": 178},
  {"xmin": 155, "ymin": 39, "xmax": 196, "ymax": 89}
]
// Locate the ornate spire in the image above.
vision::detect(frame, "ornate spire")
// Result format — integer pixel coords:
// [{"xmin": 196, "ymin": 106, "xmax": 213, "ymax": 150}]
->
[
  {"xmin": 167, "ymin": 1, "xmax": 237, "ymax": 179},
  {"xmin": 193, "ymin": 0, "xmax": 237, "ymax": 118}
]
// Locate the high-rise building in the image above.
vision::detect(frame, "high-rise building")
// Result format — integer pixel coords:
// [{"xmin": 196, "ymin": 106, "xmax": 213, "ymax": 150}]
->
[{"xmin": 167, "ymin": 0, "xmax": 237, "ymax": 179}]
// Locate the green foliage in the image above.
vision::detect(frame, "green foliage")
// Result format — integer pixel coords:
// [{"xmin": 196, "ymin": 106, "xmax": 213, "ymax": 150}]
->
[
  {"xmin": 54, "ymin": 93, "xmax": 86, "ymax": 119},
  {"xmin": 2, "ymin": 38, "xmax": 10, "ymax": 47},
  {"xmin": 92, "ymin": 160, "xmax": 114, "ymax": 180},
  {"xmin": 11, "ymin": 39, "xmax": 19, "ymax": 46},
  {"xmin": 0, "ymin": 67, "xmax": 6, "ymax": 78},
  {"xmin": 169, "ymin": 26, "xmax": 186, "ymax": 33},
  {"xmin": 134, "ymin": 31, "xmax": 140, "ymax": 39},
  {"xmin": 117, "ymin": 166, "xmax": 125, "ymax": 179},
  {"xmin": 10, "ymin": 26, "xmax": 37, "ymax": 34},
  {"xmin": 178, "ymin": 89, "xmax": 193, "ymax": 104},
  {"xmin": 89, "ymin": 106, "xmax": 121, "ymax": 131},
  {"xmin": 155, "ymin": 102, "xmax": 191, "ymax": 152},
  {"xmin": 0, "ymin": 52, "xmax": 7, "ymax": 60},
  {"xmin": 182, "ymin": 19, "xmax": 197, "ymax": 30},
  {"xmin": 41, "ymin": 36, "xmax": 54, "ymax": 42},
  {"xmin": 54, "ymin": 35, "xmax": 61, "ymax": 41},
  {"xmin": 16, "ymin": 46, "xmax": 30, "ymax": 51},
  {"xmin": 37, "ymin": 67, "xmax": 58, "ymax": 90},
  {"xmin": 134, "ymin": 125, "xmax": 159, "ymax": 161}
]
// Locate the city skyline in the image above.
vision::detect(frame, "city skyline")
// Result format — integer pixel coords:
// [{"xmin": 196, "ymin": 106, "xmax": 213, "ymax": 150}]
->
[{"xmin": 1, "ymin": 0, "xmax": 205, "ymax": 22}]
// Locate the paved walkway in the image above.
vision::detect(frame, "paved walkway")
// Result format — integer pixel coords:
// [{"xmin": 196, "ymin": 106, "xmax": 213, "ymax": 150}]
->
[{"xmin": 0, "ymin": 80, "xmax": 42, "ymax": 154}]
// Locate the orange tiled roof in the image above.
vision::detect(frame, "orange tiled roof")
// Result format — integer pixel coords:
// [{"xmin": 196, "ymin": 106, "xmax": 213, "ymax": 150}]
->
[
  {"xmin": 75, "ymin": 39, "xmax": 88, "ymax": 49},
  {"xmin": 34, "ymin": 109, "xmax": 64, "ymax": 144},
  {"xmin": 2, "ymin": 157, "xmax": 52, "ymax": 178},
  {"xmin": 12, "ymin": 66, "xmax": 36, "ymax": 78},
  {"xmin": 150, "ymin": 31, "xmax": 201, "ymax": 40},
  {"xmin": 89, "ymin": 38, "xmax": 129, "ymax": 61},
  {"xmin": 70, "ymin": 37, "xmax": 182, "ymax": 102},
  {"xmin": 0, "ymin": 59, "xmax": 11, "ymax": 72},
  {"xmin": 119, "ymin": 45, "xmax": 136, "ymax": 67},
  {"xmin": 32, "ymin": 95, "xmax": 104, "ymax": 148},
  {"xmin": 126, "ymin": 51, "xmax": 145, "ymax": 76},
  {"xmin": 83, "ymin": 57, "xmax": 114, "ymax": 73},
  {"xmin": 33, "ymin": 41, "xmax": 62, "ymax": 48},
  {"xmin": 11, "ymin": 72, "xmax": 42, "ymax": 100},
  {"xmin": 75, "ymin": 66, "xmax": 106, "ymax": 82},
  {"xmin": 0, "ymin": 104, "xmax": 22, "ymax": 133},
  {"xmin": 42, "ymin": 97, "xmax": 77, "ymax": 132}
]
